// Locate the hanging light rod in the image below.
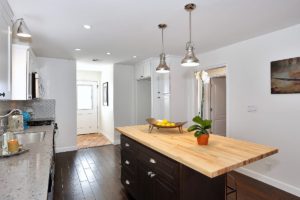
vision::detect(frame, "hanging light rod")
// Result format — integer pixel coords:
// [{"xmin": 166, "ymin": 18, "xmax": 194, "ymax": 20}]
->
[
  {"xmin": 156, "ymin": 23, "xmax": 170, "ymax": 73},
  {"xmin": 13, "ymin": 18, "xmax": 32, "ymax": 38},
  {"xmin": 181, "ymin": 3, "xmax": 200, "ymax": 67}
]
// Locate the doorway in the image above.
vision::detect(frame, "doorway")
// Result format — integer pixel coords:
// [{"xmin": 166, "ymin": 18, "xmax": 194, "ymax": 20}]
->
[
  {"xmin": 76, "ymin": 70, "xmax": 111, "ymax": 149},
  {"xmin": 77, "ymin": 80, "xmax": 98, "ymax": 134},
  {"xmin": 210, "ymin": 76, "xmax": 226, "ymax": 136},
  {"xmin": 197, "ymin": 66, "xmax": 227, "ymax": 136}
]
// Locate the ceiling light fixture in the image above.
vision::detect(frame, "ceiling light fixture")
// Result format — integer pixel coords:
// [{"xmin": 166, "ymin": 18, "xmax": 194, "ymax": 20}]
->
[
  {"xmin": 181, "ymin": 3, "xmax": 200, "ymax": 67},
  {"xmin": 156, "ymin": 24, "xmax": 170, "ymax": 73},
  {"xmin": 83, "ymin": 25, "xmax": 91, "ymax": 29},
  {"xmin": 106, "ymin": 52, "xmax": 111, "ymax": 55},
  {"xmin": 14, "ymin": 18, "xmax": 32, "ymax": 38},
  {"xmin": 133, "ymin": 56, "xmax": 137, "ymax": 59},
  {"xmin": 74, "ymin": 48, "xmax": 81, "ymax": 51}
]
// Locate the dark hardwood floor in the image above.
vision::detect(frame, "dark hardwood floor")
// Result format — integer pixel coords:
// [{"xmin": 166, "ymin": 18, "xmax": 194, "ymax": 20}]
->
[{"xmin": 54, "ymin": 145, "xmax": 299, "ymax": 200}]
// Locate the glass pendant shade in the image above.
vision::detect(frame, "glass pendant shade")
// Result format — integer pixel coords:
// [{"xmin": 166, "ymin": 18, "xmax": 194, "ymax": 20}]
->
[
  {"xmin": 181, "ymin": 42, "xmax": 199, "ymax": 67},
  {"xmin": 16, "ymin": 20, "xmax": 32, "ymax": 38},
  {"xmin": 156, "ymin": 53, "xmax": 170, "ymax": 73}
]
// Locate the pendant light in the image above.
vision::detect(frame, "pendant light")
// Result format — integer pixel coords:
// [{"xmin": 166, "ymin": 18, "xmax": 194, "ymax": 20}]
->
[
  {"xmin": 15, "ymin": 18, "xmax": 32, "ymax": 38},
  {"xmin": 156, "ymin": 24, "xmax": 170, "ymax": 73},
  {"xmin": 181, "ymin": 3, "xmax": 199, "ymax": 67}
]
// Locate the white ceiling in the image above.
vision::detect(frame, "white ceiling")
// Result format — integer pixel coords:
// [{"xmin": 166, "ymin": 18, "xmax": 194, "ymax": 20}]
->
[{"xmin": 8, "ymin": 0, "xmax": 300, "ymax": 65}]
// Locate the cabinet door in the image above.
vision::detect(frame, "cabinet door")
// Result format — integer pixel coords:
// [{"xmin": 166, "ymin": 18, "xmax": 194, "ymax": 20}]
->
[
  {"xmin": 153, "ymin": 177, "xmax": 177, "ymax": 200},
  {"xmin": 0, "ymin": 14, "xmax": 11, "ymax": 99},
  {"xmin": 135, "ymin": 63, "xmax": 144, "ymax": 80},
  {"xmin": 137, "ymin": 161, "xmax": 154, "ymax": 200}
]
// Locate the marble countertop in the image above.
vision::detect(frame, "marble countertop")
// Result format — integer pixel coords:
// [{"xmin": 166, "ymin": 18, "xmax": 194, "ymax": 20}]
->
[{"xmin": 0, "ymin": 125, "xmax": 54, "ymax": 200}]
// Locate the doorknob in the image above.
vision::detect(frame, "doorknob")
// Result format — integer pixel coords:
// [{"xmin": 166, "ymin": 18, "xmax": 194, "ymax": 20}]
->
[{"xmin": 0, "ymin": 92, "xmax": 5, "ymax": 97}]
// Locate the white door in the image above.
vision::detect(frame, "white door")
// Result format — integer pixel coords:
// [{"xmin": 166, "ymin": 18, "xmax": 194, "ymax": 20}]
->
[
  {"xmin": 77, "ymin": 81, "xmax": 98, "ymax": 134},
  {"xmin": 210, "ymin": 77, "xmax": 226, "ymax": 136}
]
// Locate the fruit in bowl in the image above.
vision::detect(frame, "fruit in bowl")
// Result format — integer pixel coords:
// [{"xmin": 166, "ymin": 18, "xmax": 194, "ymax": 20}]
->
[{"xmin": 156, "ymin": 119, "xmax": 175, "ymax": 127}]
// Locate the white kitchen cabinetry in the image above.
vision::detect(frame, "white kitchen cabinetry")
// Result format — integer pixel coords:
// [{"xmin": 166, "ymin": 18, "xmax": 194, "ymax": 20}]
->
[
  {"xmin": 0, "ymin": 1, "xmax": 13, "ymax": 100},
  {"xmin": 150, "ymin": 55, "xmax": 189, "ymax": 122},
  {"xmin": 11, "ymin": 44, "xmax": 37, "ymax": 100},
  {"xmin": 135, "ymin": 60, "xmax": 151, "ymax": 80}
]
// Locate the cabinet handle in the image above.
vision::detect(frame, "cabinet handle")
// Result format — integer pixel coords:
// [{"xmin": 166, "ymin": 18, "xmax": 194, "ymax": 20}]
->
[
  {"xmin": 150, "ymin": 173, "xmax": 156, "ymax": 178},
  {"xmin": 147, "ymin": 171, "xmax": 153, "ymax": 176},
  {"xmin": 125, "ymin": 180, "xmax": 130, "ymax": 185},
  {"xmin": 149, "ymin": 158, "xmax": 156, "ymax": 164},
  {"xmin": 125, "ymin": 143, "xmax": 130, "ymax": 147},
  {"xmin": 125, "ymin": 160, "xmax": 130, "ymax": 165}
]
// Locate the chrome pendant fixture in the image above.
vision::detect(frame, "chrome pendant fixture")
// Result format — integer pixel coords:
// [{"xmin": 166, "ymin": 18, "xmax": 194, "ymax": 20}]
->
[
  {"xmin": 181, "ymin": 3, "xmax": 199, "ymax": 67},
  {"xmin": 156, "ymin": 24, "xmax": 170, "ymax": 73},
  {"xmin": 15, "ymin": 18, "xmax": 32, "ymax": 38}
]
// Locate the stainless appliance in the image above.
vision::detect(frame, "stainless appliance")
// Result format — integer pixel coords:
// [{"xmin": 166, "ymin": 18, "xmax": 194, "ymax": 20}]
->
[{"xmin": 32, "ymin": 72, "xmax": 40, "ymax": 99}]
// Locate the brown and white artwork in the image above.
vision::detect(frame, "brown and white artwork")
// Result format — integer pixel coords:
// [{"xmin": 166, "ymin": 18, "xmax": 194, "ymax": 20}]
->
[{"xmin": 271, "ymin": 57, "xmax": 300, "ymax": 94}]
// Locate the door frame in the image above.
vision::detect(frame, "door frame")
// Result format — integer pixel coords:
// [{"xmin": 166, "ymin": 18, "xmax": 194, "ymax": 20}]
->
[{"xmin": 77, "ymin": 80, "xmax": 100, "ymax": 135}]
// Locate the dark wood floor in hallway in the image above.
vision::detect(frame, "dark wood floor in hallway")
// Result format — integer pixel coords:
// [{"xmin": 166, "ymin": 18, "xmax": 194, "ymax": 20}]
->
[{"xmin": 54, "ymin": 145, "xmax": 299, "ymax": 200}]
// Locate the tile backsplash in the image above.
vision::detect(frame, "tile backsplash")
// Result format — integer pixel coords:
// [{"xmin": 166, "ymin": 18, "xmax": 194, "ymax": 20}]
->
[{"xmin": 0, "ymin": 99, "xmax": 55, "ymax": 120}]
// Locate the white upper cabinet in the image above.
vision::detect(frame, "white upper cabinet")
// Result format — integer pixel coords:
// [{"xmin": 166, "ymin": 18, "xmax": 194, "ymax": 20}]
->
[
  {"xmin": 135, "ymin": 60, "xmax": 151, "ymax": 80},
  {"xmin": 11, "ymin": 44, "xmax": 36, "ymax": 100},
  {"xmin": 0, "ymin": 1, "xmax": 13, "ymax": 100}
]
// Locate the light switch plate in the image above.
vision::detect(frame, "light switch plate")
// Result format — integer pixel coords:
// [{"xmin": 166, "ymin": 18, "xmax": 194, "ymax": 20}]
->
[{"xmin": 247, "ymin": 105, "xmax": 257, "ymax": 112}]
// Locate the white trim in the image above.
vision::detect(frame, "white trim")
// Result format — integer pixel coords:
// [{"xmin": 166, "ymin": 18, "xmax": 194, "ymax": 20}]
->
[
  {"xmin": 55, "ymin": 146, "xmax": 77, "ymax": 153},
  {"xmin": 236, "ymin": 167, "xmax": 300, "ymax": 197}
]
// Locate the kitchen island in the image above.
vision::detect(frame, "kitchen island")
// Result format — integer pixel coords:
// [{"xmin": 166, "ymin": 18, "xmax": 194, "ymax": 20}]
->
[{"xmin": 116, "ymin": 125, "xmax": 278, "ymax": 200}]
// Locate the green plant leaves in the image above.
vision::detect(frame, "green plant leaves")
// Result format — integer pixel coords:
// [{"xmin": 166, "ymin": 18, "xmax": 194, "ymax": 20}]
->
[
  {"xmin": 187, "ymin": 124, "xmax": 202, "ymax": 132},
  {"xmin": 188, "ymin": 115, "xmax": 212, "ymax": 137}
]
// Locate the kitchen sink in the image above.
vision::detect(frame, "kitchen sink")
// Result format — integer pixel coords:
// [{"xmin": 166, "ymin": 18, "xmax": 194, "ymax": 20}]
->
[{"xmin": 15, "ymin": 131, "xmax": 46, "ymax": 145}]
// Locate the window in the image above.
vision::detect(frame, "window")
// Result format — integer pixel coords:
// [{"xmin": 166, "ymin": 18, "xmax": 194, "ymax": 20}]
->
[{"xmin": 77, "ymin": 85, "xmax": 93, "ymax": 110}]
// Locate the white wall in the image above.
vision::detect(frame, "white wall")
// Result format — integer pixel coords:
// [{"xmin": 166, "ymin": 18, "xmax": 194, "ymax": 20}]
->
[
  {"xmin": 114, "ymin": 64, "xmax": 135, "ymax": 144},
  {"xmin": 37, "ymin": 57, "xmax": 77, "ymax": 153},
  {"xmin": 192, "ymin": 24, "xmax": 300, "ymax": 196},
  {"xmin": 99, "ymin": 64, "xmax": 115, "ymax": 143}
]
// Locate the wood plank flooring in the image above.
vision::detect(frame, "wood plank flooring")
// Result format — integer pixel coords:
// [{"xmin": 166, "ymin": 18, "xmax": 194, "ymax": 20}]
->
[
  {"xmin": 77, "ymin": 133, "xmax": 111, "ymax": 149},
  {"xmin": 54, "ymin": 145, "xmax": 300, "ymax": 200}
]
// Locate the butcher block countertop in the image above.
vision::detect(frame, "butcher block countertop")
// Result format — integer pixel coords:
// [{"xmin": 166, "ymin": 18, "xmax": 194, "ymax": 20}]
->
[{"xmin": 116, "ymin": 125, "xmax": 278, "ymax": 178}]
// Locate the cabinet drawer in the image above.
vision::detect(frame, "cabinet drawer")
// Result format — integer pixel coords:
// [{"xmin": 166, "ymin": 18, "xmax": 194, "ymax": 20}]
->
[
  {"xmin": 138, "ymin": 144, "xmax": 179, "ymax": 184},
  {"xmin": 121, "ymin": 150, "xmax": 137, "ymax": 174},
  {"xmin": 121, "ymin": 169, "xmax": 137, "ymax": 199},
  {"xmin": 121, "ymin": 135, "xmax": 139, "ymax": 152}
]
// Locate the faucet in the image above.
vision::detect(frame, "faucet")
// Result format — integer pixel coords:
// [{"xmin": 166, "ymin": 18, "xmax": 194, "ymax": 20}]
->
[{"xmin": 0, "ymin": 109, "xmax": 23, "ymax": 135}]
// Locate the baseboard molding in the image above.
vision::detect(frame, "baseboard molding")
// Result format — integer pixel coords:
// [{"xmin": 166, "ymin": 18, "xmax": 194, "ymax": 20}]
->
[
  {"xmin": 236, "ymin": 167, "xmax": 300, "ymax": 197},
  {"xmin": 55, "ymin": 146, "xmax": 77, "ymax": 153}
]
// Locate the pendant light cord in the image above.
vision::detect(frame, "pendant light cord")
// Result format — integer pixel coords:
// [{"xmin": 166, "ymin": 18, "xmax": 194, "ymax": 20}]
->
[
  {"xmin": 189, "ymin": 11, "xmax": 192, "ymax": 44},
  {"xmin": 161, "ymin": 28, "xmax": 165, "ymax": 53}
]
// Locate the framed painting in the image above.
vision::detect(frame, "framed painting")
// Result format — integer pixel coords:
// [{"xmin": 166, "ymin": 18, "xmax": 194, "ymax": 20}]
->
[
  {"xmin": 271, "ymin": 57, "xmax": 300, "ymax": 94},
  {"xmin": 103, "ymin": 82, "xmax": 108, "ymax": 106}
]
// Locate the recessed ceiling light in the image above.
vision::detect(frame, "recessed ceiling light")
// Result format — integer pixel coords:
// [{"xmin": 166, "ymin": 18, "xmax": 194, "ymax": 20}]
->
[
  {"xmin": 106, "ymin": 52, "xmax": 111, "ymax": 55},
  {"xmin": 133, "ymin": 56, "xmax": 137, "ymax": 58},
  {"xmin": 83, "ymin": 25, "xmax": 91, "ymax": 30},
  {"xmin": 74, "ymin": 48, "xmax": 81, "ymax": 51}
]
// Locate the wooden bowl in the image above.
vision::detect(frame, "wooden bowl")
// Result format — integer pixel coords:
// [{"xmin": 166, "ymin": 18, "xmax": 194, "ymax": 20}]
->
[{"xmin": 146, "ymin": 118, "xmax": 187, "ymax": 133}]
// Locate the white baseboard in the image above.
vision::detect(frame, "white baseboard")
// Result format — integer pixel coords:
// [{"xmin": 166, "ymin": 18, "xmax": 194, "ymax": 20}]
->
[
  {"xmin": 55, "ymin": 146, "xmax": 77, "ymax": 153},
  {"xmin": 236, "ymin": 167, "xmax": 300, "ymax": 197}
]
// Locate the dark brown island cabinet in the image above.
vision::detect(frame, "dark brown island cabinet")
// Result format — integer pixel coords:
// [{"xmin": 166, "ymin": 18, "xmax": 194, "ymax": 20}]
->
[{"xmin": 121, "ymin": 135, "xmax": 225, "ymax": 200}]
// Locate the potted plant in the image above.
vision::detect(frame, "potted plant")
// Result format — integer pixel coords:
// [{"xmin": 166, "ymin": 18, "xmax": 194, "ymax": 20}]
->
[{"xmin": 188, "ymin": 115, "xmax": 212, "ymax": 145}]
